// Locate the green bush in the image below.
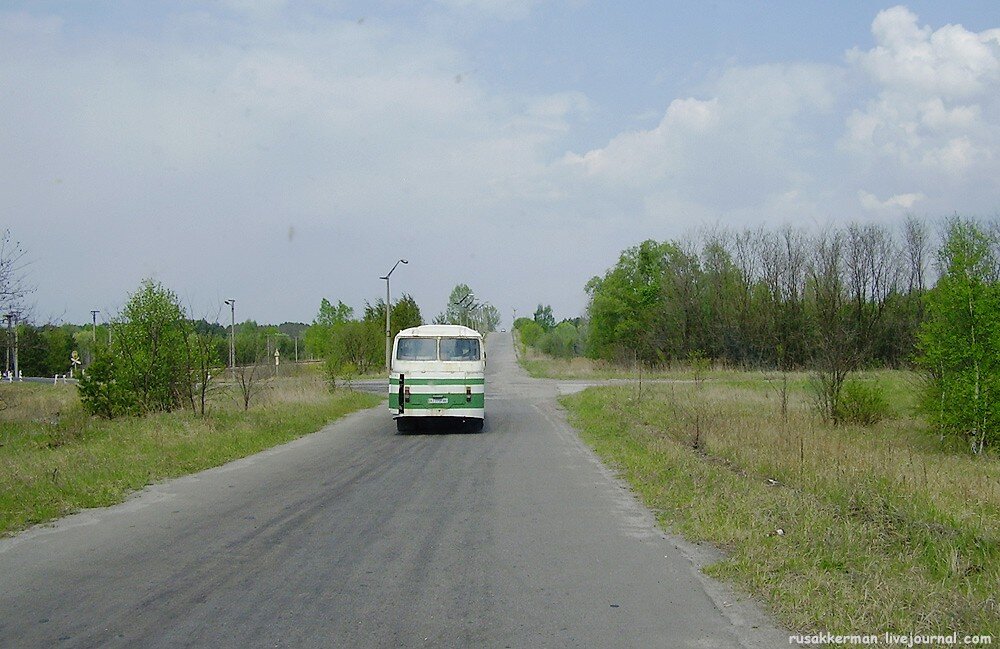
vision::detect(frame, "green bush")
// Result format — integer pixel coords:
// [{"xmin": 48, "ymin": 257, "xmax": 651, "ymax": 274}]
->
[
  {"xmin": 519, "ymin": 321, "xmax": 544, "ymax": 347},
  {"xmin": 835, "ymin": 379, "xmax": 890, "ymax": 426},
  {"xmin": 77, "ymin": 353, "xmax": 134, "ymax": 418}
]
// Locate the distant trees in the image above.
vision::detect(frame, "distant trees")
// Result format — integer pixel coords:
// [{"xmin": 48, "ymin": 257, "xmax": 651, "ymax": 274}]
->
[
  {"xmin": 15, "ymin": 324, "xmax": 75, "ymax": 377},
  {"xmin": 305, "ymin": 299, "xmax": 354, "ymax": 359},
  {"xmin": 309, "ymin": 293, "xmax": 424, "ymax": 378},
  {"xmin": 584, "ymin": 223, "xmax": 931, "ymax": 372},
  {"xmin": 576, "ymin": 216, "xmax": 1000, "ymax": 446},
  {"xmin": 533, "ymin": 304, "xmax": 555, "ymax": 331},
  {"xmin": 435, "ymin": 284, "xmax": 501, "ymax": 334},
  {"xmin": 515, "ymin": 307, "xmax": 587, "ymax": 359}
]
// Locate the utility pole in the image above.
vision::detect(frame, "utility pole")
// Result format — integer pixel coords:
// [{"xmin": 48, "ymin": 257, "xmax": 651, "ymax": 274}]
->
[
  {"xmin": 380, "ymin": 259, "xmax": 408, "ymax": 372},
  {"xmin": 91, "ymin": 310, "xmax": 100, "ymax": 346},
  {"xmin": 12, "ymin": 313, "xmax": 18, "ymax": 380},
  {"xmin": 224, "ymin": 299, "xmax": 235, "ymax": 379},
  {"xmin": 6, "ymin": 312, "xmax": 19, "ymax": 380},
  {"xmin": 3, "ymin": 313, "xmax": 10, "ymax": 375}
]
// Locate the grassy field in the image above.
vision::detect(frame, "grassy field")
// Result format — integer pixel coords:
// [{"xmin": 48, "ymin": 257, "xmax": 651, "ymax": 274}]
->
[
  {"xmin": 551, "ymin": 357, "xmax": 999, "ymax": 640},
  {"xmin": 0, "ymin": 373, "xmax": 381, "ymax": 537},
  {"xmin": 516, "ymin": 336, "xmax": 750, "ymax": 382}
]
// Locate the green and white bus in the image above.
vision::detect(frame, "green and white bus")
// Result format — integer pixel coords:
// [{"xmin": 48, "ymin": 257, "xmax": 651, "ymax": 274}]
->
[{"xmin": 389, "ymin": 324, "xmax": 485, "ymax": 432}]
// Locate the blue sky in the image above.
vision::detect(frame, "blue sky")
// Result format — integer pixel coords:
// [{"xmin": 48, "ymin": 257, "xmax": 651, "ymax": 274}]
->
[{"xmin": 3, "ymin": 1, "xmax": 1000, "ymax": 325}]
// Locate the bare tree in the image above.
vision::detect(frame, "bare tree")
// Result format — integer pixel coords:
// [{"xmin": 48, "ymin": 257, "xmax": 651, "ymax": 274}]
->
[
  {"xmin": 0, "ymin": 229, "xmax": 32, "ymax": 316},
  {"xmin": 234, "ymin": 342, "xmax": 270, "ymax": 411},
  {"xmin": 808, "ymin": 227, "xmax": 852, "ymax": 423},
  {"xmin": 184, "ymin": 311, "xmax": 224, "ymax": 416},
  {"xmin": 903, "ymin": 216, "xmax": 930, "ymax": 295},
  {"xmin": 845, "ymin": 223, "xmax": 900, "ymax": 359}
]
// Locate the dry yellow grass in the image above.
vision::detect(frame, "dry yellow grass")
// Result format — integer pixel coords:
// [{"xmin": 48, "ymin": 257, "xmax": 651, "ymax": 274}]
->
[
  {"xmin": 0, "ymin": 374, "xmax": 380, "ymax": 536},
  {"xmin": 563, "ymin": 374, "xmax": 1000, "ymax": 640}
]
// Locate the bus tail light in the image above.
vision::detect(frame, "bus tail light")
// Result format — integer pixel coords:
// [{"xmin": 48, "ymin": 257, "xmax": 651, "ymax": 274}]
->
[
  {"xmin": 404, "ymin": 387, "xmax": 411, "ymax": 403},
  {"xmin": 466, "ymin": 386, "xmax": 472, "ymax": 403}
]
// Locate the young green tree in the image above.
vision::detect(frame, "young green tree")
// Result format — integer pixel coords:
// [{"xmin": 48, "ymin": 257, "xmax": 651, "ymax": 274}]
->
[
  {"xmin": 435, "ymin": 284, "xmax": 499, "ymax": 334},
  {"xmin": 917, "ymin": 218, "xmax": 1000, "ymax": 453},
  {"xmin": 304, "ymin": 299, "xmax": 355, "ymax": 360},
  {"xmin": 518, "ymin": 320, "xmax": 544, "ymax": 347},
  {"xmin": 438, "ymin": 284, "xmax": 477, "ymax": 327},
  {"xmin": 44, "ymin": 325, "xmax": 76, "ymax": 376},
  {"xmin": 479, "ymin": 304, "xmax": 501, "ymax": 333},
  {"xmin": 391, "ymin": 293, "xmax": 423, "ymax": 334},
  {"xmin": 533, "ymin": 304, "xmax": 555, "ymax": 331},
  {"xmin": 328, "ymin": 319, "xmax": 382, "ymax": 375},
  {"xmin": 586, "ymin": 240, "xmax": 669, "ymax": 363},
  {"xmin": 79, "ymin": 280, "xmax": 191, "ymax": 416}
]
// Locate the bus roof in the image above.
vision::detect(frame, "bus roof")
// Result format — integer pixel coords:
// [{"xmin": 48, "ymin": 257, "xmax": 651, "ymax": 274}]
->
[{"xmin": 395, "ymin": 324, "xmax": 481, "ymax": 339}]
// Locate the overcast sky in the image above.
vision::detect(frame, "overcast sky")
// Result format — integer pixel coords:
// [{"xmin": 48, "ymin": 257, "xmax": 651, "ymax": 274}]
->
[{"xmin": 3, "ymin": 1, "xmax": 999, "ymax": 327}]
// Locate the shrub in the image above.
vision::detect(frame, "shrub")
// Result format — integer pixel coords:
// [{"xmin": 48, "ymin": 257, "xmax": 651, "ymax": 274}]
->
[
  {"xmin": 77, "ymin": 280, "xmax": 191, "ymax": 418},
  {"xmin": 78, "ymin": 353, "xmax": 134, "ymax": 418},
  {"xmin": 835, "ymin": 379, "xmax": 890, "ymax": 426},
  {"xmin": 519, "ymin": 321, "xmax": 544, "ymax": 347}
]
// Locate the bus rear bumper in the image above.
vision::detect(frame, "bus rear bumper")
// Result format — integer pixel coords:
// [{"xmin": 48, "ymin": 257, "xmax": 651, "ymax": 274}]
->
[{"xmin": 393, "ymin": 407, "xmax": 484, "ymax": 419}]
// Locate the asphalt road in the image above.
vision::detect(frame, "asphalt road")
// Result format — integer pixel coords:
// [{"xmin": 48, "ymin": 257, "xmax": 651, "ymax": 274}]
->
[{"xmin": 0, "ymin": 334, "xmax": 787, "ymax": 648}]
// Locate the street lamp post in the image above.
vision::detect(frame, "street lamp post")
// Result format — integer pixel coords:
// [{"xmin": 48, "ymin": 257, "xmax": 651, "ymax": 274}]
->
[
  {"xmin": 224, "ymin": 299, "xmax": 235, "ymax": 378},
  {"xmin": 91, "ymin": 310, "xmax": 100, "ymax": 346},
  {"xmin": 380, "ymin": 259, "xmax": 408, "ymax": 372},
  {"xmin": 455, "ymin": 290, "xmax": 476, "ymax": 330}
]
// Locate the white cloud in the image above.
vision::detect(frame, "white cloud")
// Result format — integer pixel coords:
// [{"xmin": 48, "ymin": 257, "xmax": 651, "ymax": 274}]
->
[
  {"xmin": 562, "ymin": 96, "xmax": 720, "ymax": 183},
  {"xmin": 842, "ymin": 6, "xmax": 1000, "ymax": 176},
  {"xmin": 0, "ymin": 5, "xmax": 589, "ymax": 322},
  {"xmin": 849, "ymin": 6, "xmax": 1000, "ymax": 98},
  {"xmin": 859, "ymin": 190, "xmax": 926, "ymax": 213},
  {"xmin": 560, "ymin": 5, "xmax": 1000, "ymax": 228},
  {"xmin": 562, "ymin": 63, "xmax": 841, "ymax": 217},
  {"xmin": 4, "ymin": 3, "xmax": 1000, "ymax": 325}
]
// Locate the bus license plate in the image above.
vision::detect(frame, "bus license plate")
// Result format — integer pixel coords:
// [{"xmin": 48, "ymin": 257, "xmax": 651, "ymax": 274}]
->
[{"xmin": 428, "ymin": 396, "xmax": 448, "ymax": 405}]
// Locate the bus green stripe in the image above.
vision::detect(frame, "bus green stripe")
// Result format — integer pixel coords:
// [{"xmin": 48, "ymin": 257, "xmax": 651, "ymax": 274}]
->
[
  {"xmin": 390, "ymin": 377, "xmax": 486, "ymax": 386},
  {"xmin": 389, "ymin": 393, "xmax": 485, "ymax": 409}
]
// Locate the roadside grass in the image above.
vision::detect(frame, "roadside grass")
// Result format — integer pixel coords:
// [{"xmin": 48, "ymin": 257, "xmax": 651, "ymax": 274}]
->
[
  {"xmin": 0, "ymin": 377, "xmax": 380, "ymax": 537},
  {"xmin": 561, "ymin": 378, "xmax": 999, "ymax": 640}
]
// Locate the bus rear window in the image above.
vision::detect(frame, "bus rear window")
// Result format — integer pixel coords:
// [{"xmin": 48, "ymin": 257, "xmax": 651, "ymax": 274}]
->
[
  {"xmin": 396, "ymin": 338, "xmax": 437, "ymax": 360},
  {"xmin": 439, "ymin": 337, "xmax": 481, "ymax": 361}
]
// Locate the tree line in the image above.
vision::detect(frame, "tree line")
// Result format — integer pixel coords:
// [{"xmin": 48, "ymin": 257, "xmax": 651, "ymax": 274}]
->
[
  {"xmin": 514, "ymin": 304, "xmax": 587, "ymax": 359},
  {"xmin": 308, "ymin": 282, "xmax": 502, "ymax": 379},
  {"xmin": 8, "ymin": 315, "xmax": 307, "ymax": 379},
  {"xmin": 519, "ymin": 216, "xmax": 1000, "ymax": 452},
  {"xmin": 584, "ymin": 218, "xmax": 932, "ymax": 370},
  {"xmin": 0, "ymin": 268, "xmax": 503, "ymax": 419}
]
